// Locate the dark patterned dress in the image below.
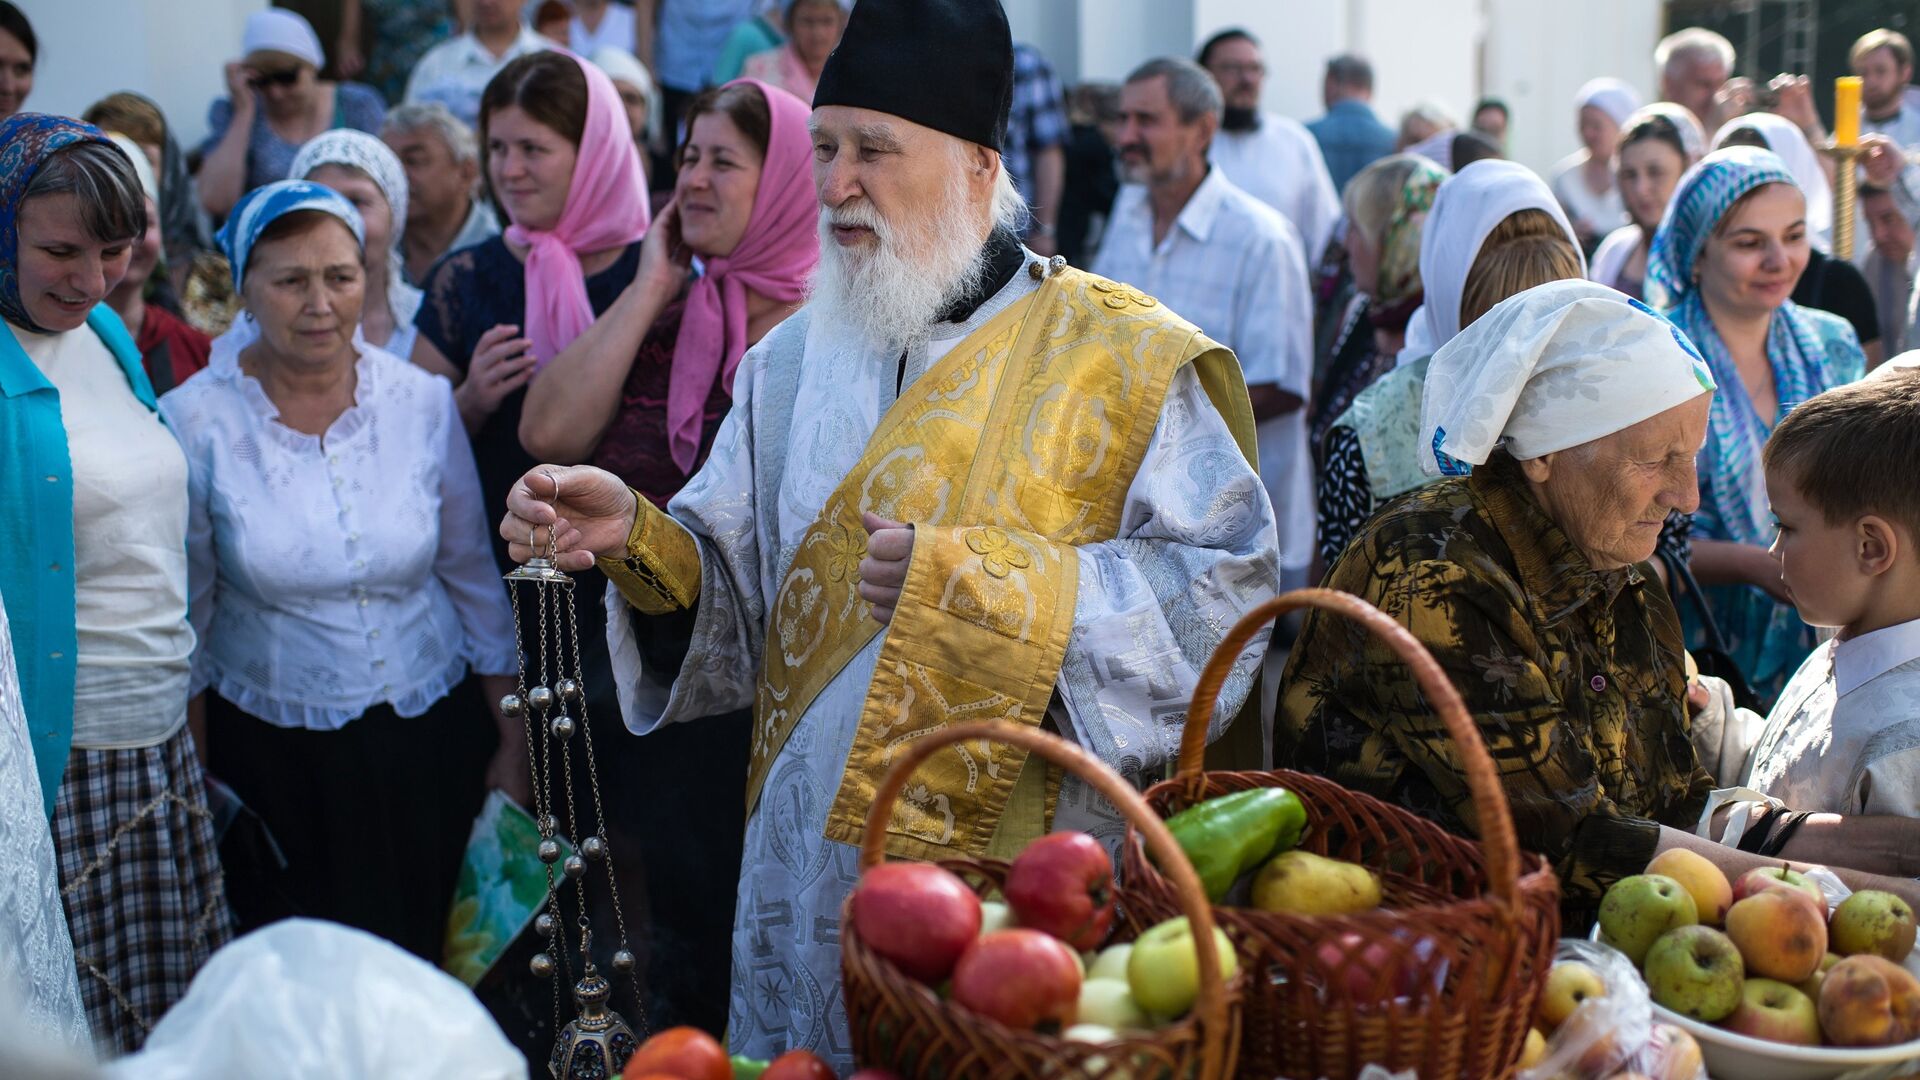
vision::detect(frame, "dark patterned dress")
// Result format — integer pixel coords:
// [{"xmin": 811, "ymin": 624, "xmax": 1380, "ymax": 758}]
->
[{"xmin": 1279, "ymin": 455, "xmax": 1714, "ymax": 923}]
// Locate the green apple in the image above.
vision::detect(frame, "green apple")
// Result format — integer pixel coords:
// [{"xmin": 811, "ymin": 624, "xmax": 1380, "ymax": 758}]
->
[
  {"xmin": 1077, "ymin": 978, "xmax": 1148, "ymax": 1029},
  {"xmin": 1830, "ymin": 890, "xmax": 1918, "ymax": 963},
  {"xmin": 1598, "ymin": 873, "xmax": 1699, "ymax": 965},
  {"xmin": 1643, "ymin": 925, "xmax": 1744, "ymax": 1022},
  {"xmin": 1087, "ymin": 943, "xmax": 1132, "ymax": 983},
  {"xmin": 1126, "ymin": 917, "xmax": 1238, "ymax": 1018}
]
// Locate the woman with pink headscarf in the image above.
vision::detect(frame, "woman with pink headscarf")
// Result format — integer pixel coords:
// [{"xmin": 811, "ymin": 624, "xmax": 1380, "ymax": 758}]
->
[
  {"xmin": 520, "ymin": 77, "xmax": 818, "ymax": 502},
  {"xmin": 503, "ymin": 74, "xmax": 815, "ymax": 1040}
]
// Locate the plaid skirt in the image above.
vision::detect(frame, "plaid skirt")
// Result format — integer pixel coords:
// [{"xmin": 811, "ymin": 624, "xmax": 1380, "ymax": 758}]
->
[{"xmin": 52, "ymin": 725, "xmax": 233, "ymax": 1055}]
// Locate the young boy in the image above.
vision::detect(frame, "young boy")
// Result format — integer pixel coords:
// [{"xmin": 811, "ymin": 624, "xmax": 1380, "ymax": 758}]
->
[{"xmin": 1742, "ymin": 367, "xmax": 1920, "ymax": 815}]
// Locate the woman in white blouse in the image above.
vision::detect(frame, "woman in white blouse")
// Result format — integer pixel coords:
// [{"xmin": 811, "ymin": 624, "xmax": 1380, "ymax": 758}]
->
[{"xmin": 159, "ymin": 179, "xmax": 520, "ymax": 960}]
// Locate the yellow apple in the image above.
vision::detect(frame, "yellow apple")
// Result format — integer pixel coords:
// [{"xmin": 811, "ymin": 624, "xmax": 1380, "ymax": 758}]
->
[{"xmin": 1539, "ymin": 960, "xmax": 1607, "ymax": 1031}]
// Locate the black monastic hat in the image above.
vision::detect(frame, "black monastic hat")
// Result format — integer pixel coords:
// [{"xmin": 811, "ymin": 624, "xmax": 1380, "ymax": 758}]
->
[{"xmin": 812, "ymin": 0, "xmax": 1014, "ymax": 152}]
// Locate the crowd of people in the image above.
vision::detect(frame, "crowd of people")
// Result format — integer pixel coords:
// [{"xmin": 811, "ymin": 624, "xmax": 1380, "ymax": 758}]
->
[{"xmin": 4, "ymin": 0, "xmax": 1920, "ymax": 1073}]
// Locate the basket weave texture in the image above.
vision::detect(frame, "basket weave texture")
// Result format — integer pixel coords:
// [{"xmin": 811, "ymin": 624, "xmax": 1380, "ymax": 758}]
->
[
  {"xmin": 1122, "ymin": 588, "xmax": 1563, "ymax": 1080},
  {"xmin": 841, "ymin": 720, "xmax": 1245, "ymax": 1079}
]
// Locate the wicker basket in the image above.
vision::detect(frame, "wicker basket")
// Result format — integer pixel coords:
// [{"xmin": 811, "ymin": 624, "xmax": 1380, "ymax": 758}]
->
[
  {"xmin": 1121, "ymin": 588, "xmax": 1563, "ymax": 1080},
  {"xmin": 841, "ymin": 720, "xmax": 1245, "ymax": 1079}
]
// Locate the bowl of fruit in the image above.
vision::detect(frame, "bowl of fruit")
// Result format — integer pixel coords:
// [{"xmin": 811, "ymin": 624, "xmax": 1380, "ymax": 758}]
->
[{"xmin": 1589, "ymin": 850, "xmax": 1920, "ymax": 1080}]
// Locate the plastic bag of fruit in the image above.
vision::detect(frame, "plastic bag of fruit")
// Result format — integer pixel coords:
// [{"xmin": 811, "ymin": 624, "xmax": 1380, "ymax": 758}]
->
[{"xmin": 1520, "ymin": 938, "xmax": 1706, "ymax": 1080}]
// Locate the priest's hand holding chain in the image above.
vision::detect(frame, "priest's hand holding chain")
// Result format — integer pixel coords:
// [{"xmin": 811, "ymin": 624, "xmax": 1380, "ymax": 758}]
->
[{"xmin": 502, "ymin": 464, "xmax": 638, "ymax": 572}]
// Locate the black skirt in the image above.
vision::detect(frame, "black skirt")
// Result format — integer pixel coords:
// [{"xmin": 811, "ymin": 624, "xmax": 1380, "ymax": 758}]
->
[{"xmin": 205, "ymin": 676, "xmax": 497, "ymax": 962}]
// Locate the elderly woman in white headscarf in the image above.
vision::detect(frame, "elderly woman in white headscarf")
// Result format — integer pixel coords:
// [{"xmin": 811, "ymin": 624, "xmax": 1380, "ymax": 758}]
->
[
  {"xmin": 290, "ymin": 128, "xmax": 422, "ymax": 358},
  {"xmin": 1315, "ymin": 159, "xmax": 1586, "ymax": 565},
  {"xmin": 1280, "ymin": 279, "xmax": 1920, "ymax": 921},
  {"xmin": 1550, "ymin": 77, "xmax": 1641, "ymax": 248}
]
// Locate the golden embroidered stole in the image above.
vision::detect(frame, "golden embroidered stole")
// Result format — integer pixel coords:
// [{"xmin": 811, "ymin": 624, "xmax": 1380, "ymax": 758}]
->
[{"xmin": 608, "ymin": 268, "xmax": 1255, "ymax": 860}]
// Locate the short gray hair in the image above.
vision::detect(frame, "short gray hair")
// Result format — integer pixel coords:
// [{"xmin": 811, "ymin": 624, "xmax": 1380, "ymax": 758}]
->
[
  {"xmin": 1125, "ymin": 57, "xmax": 1222, "ymax": 125},
  {"xmin": 1656, "ymin": 27, "xmax": 1735, "ymax": 74},
  {"xmin": 23, "ymin": 140, "xmax": 149, "ymax": 244},
  {"xmin": 381, "ymin": 101, "xmax": 479, "ymax": 166}
]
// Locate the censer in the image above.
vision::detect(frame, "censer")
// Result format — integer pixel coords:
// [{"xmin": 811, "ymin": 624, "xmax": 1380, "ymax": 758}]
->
[{"xmin": 503, "ymin": 479, "xmax": 646, "ymax": 1079}]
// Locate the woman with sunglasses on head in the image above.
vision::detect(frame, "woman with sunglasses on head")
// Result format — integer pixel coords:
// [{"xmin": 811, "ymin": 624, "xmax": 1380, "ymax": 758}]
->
[{"xmin": 198, "ymin": 9, "xmax": 386, "ymax": 221}]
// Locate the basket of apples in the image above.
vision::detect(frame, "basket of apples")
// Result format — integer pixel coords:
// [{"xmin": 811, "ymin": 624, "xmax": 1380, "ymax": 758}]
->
[
  {"xmin": 1591, "ymin": 851, "xmax": 1920, "ymax": 1080},
  {"xmin": 840, "ymin": 719, "xmax": 1245, "ymax": 1079},
  {"xmin": 1119, "ymin": 588, "xmax": 1564, "ymax": 1080}
]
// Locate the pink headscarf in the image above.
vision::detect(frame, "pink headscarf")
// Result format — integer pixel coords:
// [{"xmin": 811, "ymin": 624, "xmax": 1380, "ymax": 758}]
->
[
  {"xmin": 665, "ymin": 79, "xmax": 820, "ymax": 473},
  {"xmin": 504, "ymin": 51, "xmax": 651, "ymax": 368}
]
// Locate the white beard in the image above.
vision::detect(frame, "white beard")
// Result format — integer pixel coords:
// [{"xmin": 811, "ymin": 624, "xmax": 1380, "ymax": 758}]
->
[{"xmin": 806, "ymin": 173, "xmax": 993, "ymax": 353}]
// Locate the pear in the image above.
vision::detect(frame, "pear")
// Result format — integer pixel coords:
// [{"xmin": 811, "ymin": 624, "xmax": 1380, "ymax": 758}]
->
[{"xmin": 1251, "ymin": 850, "xmax": 1382, "ymax": 916}]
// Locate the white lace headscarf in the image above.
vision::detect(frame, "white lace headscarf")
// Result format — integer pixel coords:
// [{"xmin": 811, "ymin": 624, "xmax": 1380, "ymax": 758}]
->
[
  {"xmin": 290, "ymin": 130, "xmax": 424, "ymax": 333},
  {"xmin": 1420, "ymin": 279, "xmax": 1717, "ymax": 476}
]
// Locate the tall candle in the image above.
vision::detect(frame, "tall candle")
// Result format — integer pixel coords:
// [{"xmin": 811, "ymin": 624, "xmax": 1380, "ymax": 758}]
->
[{"xmin": 1835, "ymin": 76, "xmax": 1862, "ymax": 146}]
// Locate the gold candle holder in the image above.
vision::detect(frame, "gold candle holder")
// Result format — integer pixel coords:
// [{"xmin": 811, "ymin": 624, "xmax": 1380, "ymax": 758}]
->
[{"xmin": 1822, "ymin": 142, "xmax": 1864, "ymax": 261}]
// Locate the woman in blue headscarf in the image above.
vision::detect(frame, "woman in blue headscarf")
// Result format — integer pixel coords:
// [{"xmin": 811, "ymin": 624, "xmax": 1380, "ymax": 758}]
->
[
  {"xmin": 0, "ymin": 113, "xmax": 231, "ymax": 1054},
  {"xmin": 159, "ymin": 180, "xmax": 517, "ymax": 960},
  {"xmin": 1651, "ymin": 146, "xmax": 1868, "ymax": 705}
]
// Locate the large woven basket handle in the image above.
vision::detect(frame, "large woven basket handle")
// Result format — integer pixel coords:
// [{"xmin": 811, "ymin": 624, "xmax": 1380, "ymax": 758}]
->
[
  {"xmin": 862, "ymin": 720, "xmax": 1233, "ymax": 1076},
  {"xmin": 1177, "ymin": 588, "xmax": 1522, "ymax": 909}
]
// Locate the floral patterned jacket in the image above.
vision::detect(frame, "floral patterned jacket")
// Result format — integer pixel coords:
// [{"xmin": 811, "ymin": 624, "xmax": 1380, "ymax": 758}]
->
[{"xmin": 1279, "ymin": 455, "xmax": 1713, "ymax": 920}]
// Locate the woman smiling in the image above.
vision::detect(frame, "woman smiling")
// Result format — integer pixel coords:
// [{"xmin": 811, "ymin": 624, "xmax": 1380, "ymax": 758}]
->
[
  {"xmin": 0, "ymin": 114, "xmax": 230, "ymax": 1053},
  {"xmin": 1651, "ymin": 146, "xmax": 1868, "ymax": 705}
]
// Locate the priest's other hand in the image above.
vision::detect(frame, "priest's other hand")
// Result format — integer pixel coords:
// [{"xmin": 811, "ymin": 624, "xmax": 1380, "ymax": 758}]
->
[
  {"xmin": 501, "ymin": 464, "xmax": 639, "ymax": 572},
  {"xmin": 858, "ymin": 512, "xmax": 914, "ymax": 624}
]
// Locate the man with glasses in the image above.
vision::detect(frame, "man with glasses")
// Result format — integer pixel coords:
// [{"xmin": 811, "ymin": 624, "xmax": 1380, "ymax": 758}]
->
[{"xmin": 1199, "ymin": 28, "xmax": 1339, "ymax": 268}]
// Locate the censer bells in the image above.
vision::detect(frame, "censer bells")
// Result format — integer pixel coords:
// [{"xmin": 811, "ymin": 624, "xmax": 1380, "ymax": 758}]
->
[{"xmin": 504, "ymin": 475, "xmax": 644, "ymax": 1079}]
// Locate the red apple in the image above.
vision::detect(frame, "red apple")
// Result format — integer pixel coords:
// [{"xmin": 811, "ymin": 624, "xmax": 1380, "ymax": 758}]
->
[
  {"xmin": 849, "ymin": 862, "xmax": 982, "ymax": 984},
  {"xmin": 621, "ymin": 1026, "xmax": 731, "ymax": 1080},
  {"xmin": 1312, "ymin": 931, "xmax": 1446, "ymax": 1005},
  {"xmin": 951, "ymin": 928, "xmax": 1083, "ymax": 1032},
  {"xmin": 1732, "ymin": 865, "xmax": 1827, "ymax": 910},
  {"xmin": 1004, "ymin": 831, "xmax": 1117, "ymax": 951},
  {"xmin": 761, "ymin": 1049, "xmax": 837, "ymax": 1080}
]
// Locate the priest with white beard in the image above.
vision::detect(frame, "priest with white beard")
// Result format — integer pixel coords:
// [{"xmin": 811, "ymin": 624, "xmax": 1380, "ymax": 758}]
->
[{"xmin": 499, "ymin": 0, "xmax": 1279, "ymax": 1066}]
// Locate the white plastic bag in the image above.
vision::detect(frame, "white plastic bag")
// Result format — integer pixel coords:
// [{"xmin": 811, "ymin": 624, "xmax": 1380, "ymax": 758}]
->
[
  {"xmin": 1520, "ymin": 937, "xmax": 1706, "ymax": 1080},
  {"xmin": 103, "ymin": 919, "xmax": 525, "ymax": 1080}
]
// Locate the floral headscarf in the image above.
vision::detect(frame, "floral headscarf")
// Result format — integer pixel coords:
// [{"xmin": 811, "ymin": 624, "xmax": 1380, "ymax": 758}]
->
[
  {"xmin": 0, "ymin": 114, "xmax": 117, "ymax": 333},
  {"xmin": 1369, "ymin": 157, "xmax": 1447, "ymax": 330}
]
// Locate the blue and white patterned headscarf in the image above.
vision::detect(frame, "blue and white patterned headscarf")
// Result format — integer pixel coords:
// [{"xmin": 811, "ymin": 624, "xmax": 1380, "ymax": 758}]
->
[
  {"xmin": 0, "ymin": 114, "xmax": 118, "ymax": 332},
  {"xmin": 1646, "ymin": 146, "xmax": 1796, "ymax": 308},
  {"xmin": 1649, "ymin": 145, "xmax": 1867, "ymax": 700},
  {"xmin": 216, "ymin": 178, "xmax": 364, "ymax": 289}
]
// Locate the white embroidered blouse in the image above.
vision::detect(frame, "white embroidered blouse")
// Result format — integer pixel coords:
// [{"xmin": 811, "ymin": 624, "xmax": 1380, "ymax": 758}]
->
[{"xmin": 159, "ymin": 339, "xmax": 517, "ymax": 730}]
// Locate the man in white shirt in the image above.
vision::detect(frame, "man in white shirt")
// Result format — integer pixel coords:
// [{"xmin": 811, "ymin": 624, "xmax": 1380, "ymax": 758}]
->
[
  {"xmin": 1094, "ymin": 57, "xmax": 1315, "ymax": 587},
  {"xmin": 404, "ymin": 0, "xmax": 550, "ymax": 127},
  {"xmin": 1197, "ymin": 29, "xmax": 1339, "ymax": 270},
  {"xmin": 567, "ymin": 0, "xmax": 637, "ymax": 56}
]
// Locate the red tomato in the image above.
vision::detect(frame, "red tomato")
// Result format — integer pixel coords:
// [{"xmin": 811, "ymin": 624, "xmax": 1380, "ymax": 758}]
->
[
  {"xmin": 620, "ymin": 1026, "xmax": 731, "ymax": 1080},
  {"xmin": 762, "ymin": 1049, "xmax": 838, "ymax": 1080}
]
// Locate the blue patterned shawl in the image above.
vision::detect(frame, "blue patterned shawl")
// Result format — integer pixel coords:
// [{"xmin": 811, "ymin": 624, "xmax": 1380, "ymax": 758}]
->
[{"xmin": 1651, "ymin": 146, "xmax": 1867, "ymax": 699}]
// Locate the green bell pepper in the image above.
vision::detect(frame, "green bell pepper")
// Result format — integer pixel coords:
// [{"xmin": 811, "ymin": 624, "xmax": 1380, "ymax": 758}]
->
[{"xmin": 1162, "ymin": 787, "xmax": 1307, "ymax": 901}]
